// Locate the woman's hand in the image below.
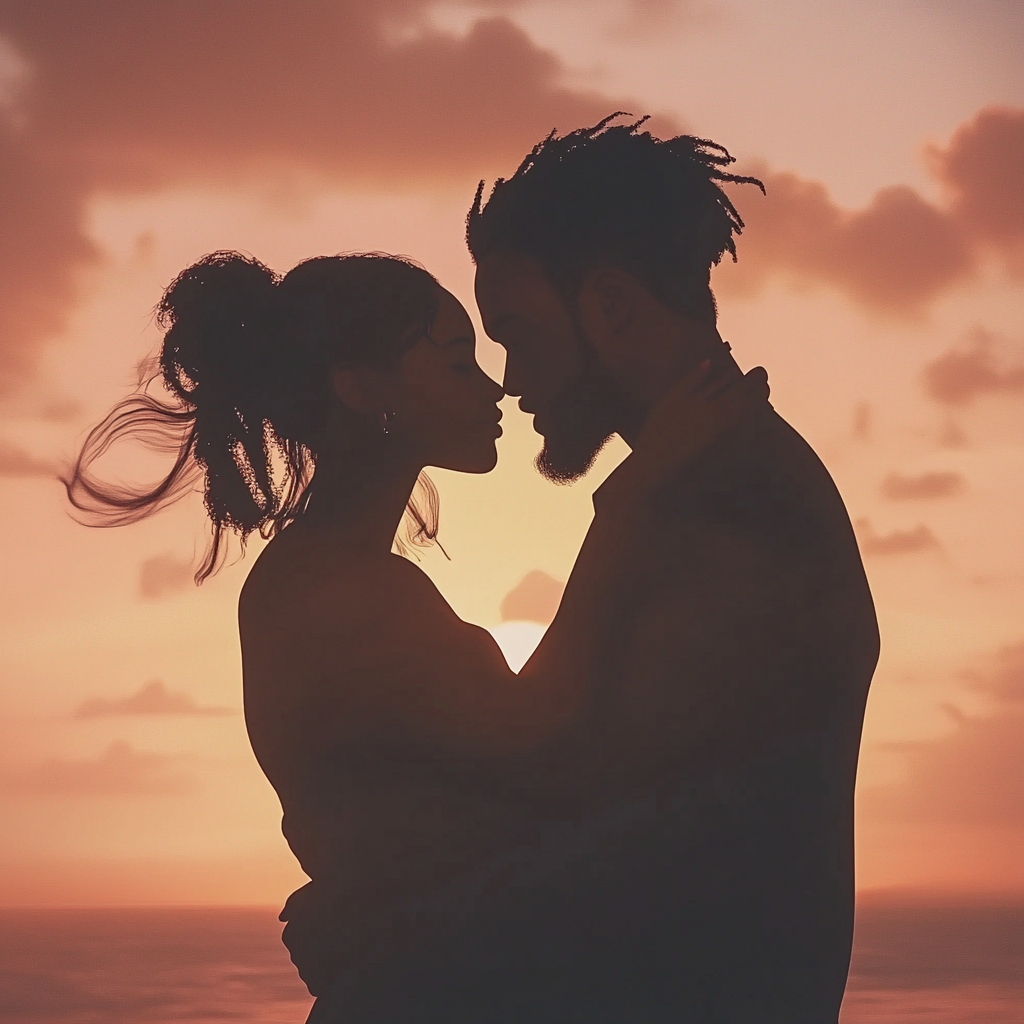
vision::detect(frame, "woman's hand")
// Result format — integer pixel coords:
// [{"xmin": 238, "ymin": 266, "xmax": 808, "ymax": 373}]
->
[{"xmin": 605, "ymin": 361, "xmax": 771, "ymax": 506}]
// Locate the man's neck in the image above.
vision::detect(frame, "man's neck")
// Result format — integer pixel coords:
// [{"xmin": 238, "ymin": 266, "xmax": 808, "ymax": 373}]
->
[{"xmin": 616, "ymin": 341, "xmax": 742, "ymax": 450}]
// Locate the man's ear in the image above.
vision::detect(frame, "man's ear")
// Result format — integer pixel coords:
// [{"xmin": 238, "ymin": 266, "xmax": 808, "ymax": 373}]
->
[
  {"xmin": 330, "ymin": 365, "xmax": 381, "ymax": 415},
  {"xmin": 577, "ymin": 267, "xmax": 641, "ymax": 346}
]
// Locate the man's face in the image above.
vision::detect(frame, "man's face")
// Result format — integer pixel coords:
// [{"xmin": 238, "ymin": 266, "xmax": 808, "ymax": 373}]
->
[{"xmin": 474, "ymin": 250, "xmax": 625, "ymax": 483}]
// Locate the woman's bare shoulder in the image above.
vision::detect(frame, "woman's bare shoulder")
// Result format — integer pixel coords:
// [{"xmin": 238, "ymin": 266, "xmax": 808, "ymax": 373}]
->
[
  {"xmin": 240, "ymin": 534, "xmax": 371, "ymax": 636},
  {"xmin": 239, "ymin": 532, "xmax": 458, "ymax": 647}
]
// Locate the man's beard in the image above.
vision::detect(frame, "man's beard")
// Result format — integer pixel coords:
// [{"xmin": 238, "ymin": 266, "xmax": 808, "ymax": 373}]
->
[{"xmin": 534, "ymin": 369, "xmax": 628, "ymax": 485}]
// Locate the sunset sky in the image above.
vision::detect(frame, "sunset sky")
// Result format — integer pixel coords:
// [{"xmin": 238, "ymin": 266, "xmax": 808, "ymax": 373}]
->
[{"xmin": 0, "ymin": 0, "xmax": 1022, "ymax": 909}]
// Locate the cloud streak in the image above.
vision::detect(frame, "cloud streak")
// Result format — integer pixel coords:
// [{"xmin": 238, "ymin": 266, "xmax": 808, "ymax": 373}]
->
[
  {"xmin": 73, "ymin": 679, "xmax": 233, "ymax": 719},
  {"xmin": 854, "ymin": 519, "xmax": 941, "ymax": 557},
  {"xmin": 881, "ymin": 472, "xmax": 965, "ymax": 501},
  {"xmin": 2, "ymin": 740, "xmax": 195, "ymax": 796}
]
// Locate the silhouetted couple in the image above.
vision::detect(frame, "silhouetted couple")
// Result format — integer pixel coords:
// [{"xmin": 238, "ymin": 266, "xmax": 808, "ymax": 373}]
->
[{"xmin": 67, "ymin": 116, "xmax": 878, "ymax": 1023}]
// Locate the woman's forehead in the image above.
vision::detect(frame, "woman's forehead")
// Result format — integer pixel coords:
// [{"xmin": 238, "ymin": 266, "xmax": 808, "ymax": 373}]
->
[{"xmin": 430, "ymin": 288, "xmax": 475, "ymax": 344}]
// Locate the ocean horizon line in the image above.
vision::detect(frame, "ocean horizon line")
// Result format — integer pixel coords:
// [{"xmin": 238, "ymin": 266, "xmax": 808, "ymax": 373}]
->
[{"xmin": 4, "ymin": 884, "xmax": 1024, "ymax": 912}]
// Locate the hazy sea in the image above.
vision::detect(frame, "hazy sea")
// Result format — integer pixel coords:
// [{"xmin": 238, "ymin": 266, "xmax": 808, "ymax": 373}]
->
[{"xmin": 1, "ymin": 897, "xmax": 1021, "ymax": 1023}]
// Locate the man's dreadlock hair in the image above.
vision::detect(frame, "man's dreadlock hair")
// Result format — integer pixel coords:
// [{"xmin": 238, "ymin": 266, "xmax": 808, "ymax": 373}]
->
[{"xmin": 466, "ymin": 113, "xmax": 764, "ymax": 323}]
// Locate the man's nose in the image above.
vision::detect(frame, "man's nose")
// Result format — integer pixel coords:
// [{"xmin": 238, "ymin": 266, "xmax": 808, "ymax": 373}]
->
[
  {"xmin": 501, "ymin": 355, "xmax": 524, "ymax": 398},
  {"xmin": 483, "ymin": 372, "xmax": 505, "ymax": 403}
]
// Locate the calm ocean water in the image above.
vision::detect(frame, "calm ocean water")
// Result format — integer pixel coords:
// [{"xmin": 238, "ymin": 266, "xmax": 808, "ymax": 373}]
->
[{"xmin": 1, "ymin": 899, "xmax": 1021, "ymax": 1023}]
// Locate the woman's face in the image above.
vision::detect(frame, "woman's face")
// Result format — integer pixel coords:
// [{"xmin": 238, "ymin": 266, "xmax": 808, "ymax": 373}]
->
[{"xmin": 390, "ymin": 288, "xmax": 504, "ymax": 474}]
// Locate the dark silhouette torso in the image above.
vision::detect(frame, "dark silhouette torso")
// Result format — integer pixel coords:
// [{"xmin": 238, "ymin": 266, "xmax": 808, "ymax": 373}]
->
[{"xmin": 241, "ymin": 408, "xmax": 878, "ymax": 1023}]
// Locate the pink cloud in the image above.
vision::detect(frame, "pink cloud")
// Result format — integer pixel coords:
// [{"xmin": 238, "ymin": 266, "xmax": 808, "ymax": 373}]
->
[
  {"xmin": 499, "ymin": 570, "xmax": 565, "ymax": 624},
  {"xmin": 0, "ymin": 125, "xmax": 101, "ymax": 390},
  {"xmin": 0, "ymin": 3, "xmax": 1020, "ymax": 389},
  {"xmin": 3, "ymin": 740, "xmax": 195, "ymax": 796},
  {"xmin": 719, "ymin": 171, "xmax": 972, "ymax": 316},
  {"xmin": 719, "ymin": 107, "xmax": 1024, "ymax": 316},
  {"xmin": 881, "ymin": 472, "xmax": 965, "ymax": 501},
  {"xmin": 851, "ymin": 402, "xmax": 872, "ymax": 442},
  {"xmin": 962, "ymin": 643, "xmax": 1024, "ymax": 705},
  {"xmin": 928, "ymin": 106, "xmax": 1024, "ymax": 262},
  {"xmin": 139, "ymin": 554, "xmax": 196, "ymax": 600},
  {"xmin": 0, "ymin": 439, "xmax": 54, "ymax": 477},
  {"xmin": 0, "ymin": 1, "xmax": 648, "ymax": 389},
  {"xmin": 922, "ymin": 329, "xmax": 1024, "ymax": 406},
  {"xmin": 854, "ymin": 519, "xmax": 941, "ymax": 557},
  {"xmin": 73, "ymin": 679, "xmax": 233, "ymax": 719}
]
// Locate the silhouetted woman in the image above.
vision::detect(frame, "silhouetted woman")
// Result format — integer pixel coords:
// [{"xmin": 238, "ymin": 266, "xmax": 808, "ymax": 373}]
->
[{"xmin": 65, "ymin": 251, "xmax": 767, "ymax": 1022}]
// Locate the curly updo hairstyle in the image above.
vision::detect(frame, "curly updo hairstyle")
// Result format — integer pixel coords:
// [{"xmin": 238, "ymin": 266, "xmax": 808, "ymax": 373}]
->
[
  {"xmin": 64, "ymin": 252, "xmax": 443, "ymax": 581},
  {"xmin": 466, "ymin": 113, "xmax": 765, "ymax": 324}
]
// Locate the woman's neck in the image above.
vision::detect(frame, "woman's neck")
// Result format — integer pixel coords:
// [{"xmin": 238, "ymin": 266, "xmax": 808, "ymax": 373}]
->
[{"xmin": 302, "ymin": 450, "xmax": 423, "ymax": 555}]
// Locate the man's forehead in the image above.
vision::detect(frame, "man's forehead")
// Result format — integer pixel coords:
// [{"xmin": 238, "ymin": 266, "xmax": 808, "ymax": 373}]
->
[{"xmin": 475, "ymin": 251, "xmax": 558, "ymax": 314}]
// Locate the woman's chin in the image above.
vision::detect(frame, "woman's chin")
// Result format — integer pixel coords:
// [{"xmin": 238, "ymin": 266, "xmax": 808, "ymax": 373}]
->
[
  {"xmin": 436, "ymin": 445, "xmax": 499, "ymax": 475},
  {"xmin": 469, "ymin": 448, "xmax": 500, "ymax": 474}
]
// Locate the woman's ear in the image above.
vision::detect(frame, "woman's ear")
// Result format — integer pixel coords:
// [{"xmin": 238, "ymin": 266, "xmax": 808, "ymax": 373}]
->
[{"xmin": 330, "ymin": 365, "xmax": 380, "ymax": 415}]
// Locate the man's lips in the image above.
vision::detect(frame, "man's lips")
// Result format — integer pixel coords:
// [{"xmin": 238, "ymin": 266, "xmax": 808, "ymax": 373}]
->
[{"xmin": 516, "ymin": 399, "xmax": 548, "ymax": 435}]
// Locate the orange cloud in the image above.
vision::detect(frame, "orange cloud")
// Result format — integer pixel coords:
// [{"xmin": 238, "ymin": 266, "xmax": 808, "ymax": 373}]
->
[
  {"xmin": 962, "ymin": 642, "xmax": 1024, "ymax": 705},
  {"xmin": 851, "ymin": 402, "xmax": 872, "ymax": 442},
  {"xmin": 2, "ymin": 741, "xmax": 194, "ymax": 796},
  {"xmin": 928, "ymin": 106, "xmax": 1024, "ymax": 262},
  {"xmin": 881, "ymin": 471, "xmax": 965, "ymax": 501},
  {"xmin": 854, "ymin": 519, "xmax": 941, "ymax": 557},
  {"xmin": 1, "ymin": 3, "xmax": 1020, "ymax": 385},
  {"xmin": 720, "ymin": 107, "xmax": 1024, "ymax": 316},
  {"xmin": 0, "ymin": 125, "xmax": 100, "ymax": 390},
  {"xmin": 499, "ymin": 569, "xmax": 565, "ymax": 624},
  {"xmin": 922, "ymin": 329, "xmax": 1024, "ymax": 406},
  {"xmin": 139, "ymin": 554, "xmax": 196, "ymax": 600},
  {"xmin": 721, "ymin": 171, "xmax": 972, "ymax": 315},
  {"xmin": 988, "ymin": 646, "xmax": 1024, "ymax": 704},
  {"xmin": 0, "ymin": 1, "xmax": 643, "ymax": 388},
  {"xmin": 0, "ymin": 438, "xmax": 54, "ymax": 477},
  {"xmin": 73, "ymin": 679, "xmax": 233, "ymax": 719}
]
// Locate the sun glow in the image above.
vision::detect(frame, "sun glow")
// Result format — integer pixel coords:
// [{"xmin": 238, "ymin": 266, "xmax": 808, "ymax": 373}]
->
[{"xmin": 487, "ymin": 620, "xmax": 547, "ymax": 673}]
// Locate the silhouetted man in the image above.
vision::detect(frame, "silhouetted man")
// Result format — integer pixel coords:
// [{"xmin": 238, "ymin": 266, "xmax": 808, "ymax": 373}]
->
[{"xmin": 456, "ymin": 115, "xmax": 880, "ymax": 1022}]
